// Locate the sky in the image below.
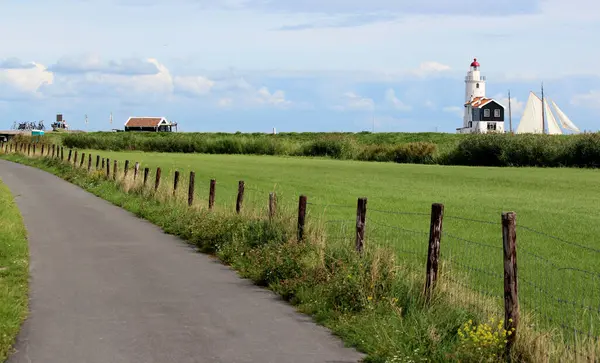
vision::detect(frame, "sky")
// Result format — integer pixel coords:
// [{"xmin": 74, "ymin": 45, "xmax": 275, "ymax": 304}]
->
[{"xmin": 1, "ymin": 0, "xmax": 599, "ymax": 133}]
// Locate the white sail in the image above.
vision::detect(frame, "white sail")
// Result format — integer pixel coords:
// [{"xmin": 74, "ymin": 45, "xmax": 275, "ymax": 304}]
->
[
  {"xmin": 543, "ymin": 98, "xmax": 563, "ymax": 135},
  {"xmin": 516, "ymin": 92, "xmax": 544, "ymax": 134},
  {"xmin": 550, "ymin": 99, "xmax": 580, "ymax": 133}
]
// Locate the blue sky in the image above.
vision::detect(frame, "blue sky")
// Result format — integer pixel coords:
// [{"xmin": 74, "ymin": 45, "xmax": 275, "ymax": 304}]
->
[{"xmin": 1, "ymin": 0, "xmax": 599, "ymax": 133}]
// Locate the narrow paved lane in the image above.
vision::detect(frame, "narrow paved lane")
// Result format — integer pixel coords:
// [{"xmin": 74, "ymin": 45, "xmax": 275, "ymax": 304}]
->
[{"xmin": 0, "ymin": 160, "xmax": 364, "ymax": 363}]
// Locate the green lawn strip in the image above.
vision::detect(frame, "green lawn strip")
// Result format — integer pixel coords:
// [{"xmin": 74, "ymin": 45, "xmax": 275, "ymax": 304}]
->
[
  {"xmin": 0, "ymin": 154, "xmax": 523, "ymax": 362},
  {"xmin": 0, "ymin": 179, "xmax": 29, "ymax": 362}
]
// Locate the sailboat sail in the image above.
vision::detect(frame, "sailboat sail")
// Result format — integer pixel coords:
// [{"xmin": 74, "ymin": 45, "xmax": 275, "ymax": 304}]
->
[
  {"xmin": 543, "ymin": 98, "xmax": 563, "ymax": 135},
  {"xmin": 550, "ymin": 99, "xmax": 581, "ymax": 133},
  {"xmin": 516, "ymin": 92, "xmax": 544, "ymax": 134},
  {"xmin": 515, "ymin": 92, "xmax": 580, "ymax": 134}
]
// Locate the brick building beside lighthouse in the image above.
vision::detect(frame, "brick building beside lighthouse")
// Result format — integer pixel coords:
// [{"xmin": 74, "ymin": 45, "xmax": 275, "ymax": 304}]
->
[{"xmin": 456, "ymin": 58, "xmax": 505, "ymax": 134}]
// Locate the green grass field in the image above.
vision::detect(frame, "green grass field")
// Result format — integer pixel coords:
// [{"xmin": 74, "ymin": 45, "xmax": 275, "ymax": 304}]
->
[
  {"xmin": 79, "ymin": 149, "xmax": 600, "ymax": 341},
  {"xmin": 0, "ymin": 179, "xmax": 29, "ymax": 362}
]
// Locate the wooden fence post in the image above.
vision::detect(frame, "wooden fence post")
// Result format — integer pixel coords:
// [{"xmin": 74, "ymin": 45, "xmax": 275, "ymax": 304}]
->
[
  {"xmin": 143, "ymin": 167, "xmax": 149, "ymax": 186},
  {"xmin": 68, "ymin": 149, "xmax": 72, "ymax": 162},
  {"xmin": 425, "ymin": 203, "xmax": 444, "ymax": 303},
  {"xmin": 297, "ymin": 195, "xmax": 307, "ymax": 241},
  {"xmin": 80, "ymin": 153, "xmax": 85, "ymax": 167},
  {"xmin": 51, "ymin": 144, "xmax": 54, "ymax": 157},
  {"xmin": 113, "ymin": 160, "xmax": 117, "ymax": 180},
  {"xmin": 355, "ymin": 197, "xmax": 368, "ymax": 252},
  {"xmin": 88, "ymin": 154, "xmax": 92, "ymax": 172},
  {"xmin": 96, "ymin": 155, "xmax": 100, "ymax": 169},
  {"xmin": 236, "ymin": 181, "xmax": 245, "ymax": 213},
  {"xmin": 188, "ymin": 171, "xmax": 195, "ymax": 206},
  {"xmin": 209, "ymin": 179, "xmax": 216, "ymax": 210},
  {"xmin": 33, "ymin": 144, "xmax": 36, "ymax": 155},
  {"xmin": 124, "ymin": 160, "xmax": 130, "ymax": 178},
  {"xmin": 154, "ymin": 167, "xmax": 161, "ymax": 191},
  {"xmin": 101, "ymin": 158, "xmax": 105, "ymax": 169},
  {"xmin": 173, "ymin": 170, "xmax": 180, "ymax": 196},
  {"xmin": 74, "ymin": 150, "xmax": 78, "ymax": 165},
  {"xmin": 502, "ymin": 211, "xmax": 519, "ymax": 358},
  {"xmin": 269, "ymin": 192, "xmax": 276, "ymax": 220},
  {"xmin": 61, "ymin": 147, "xmax": 64, "ymax": 160},
  {"xmin": 134, "ymin": 162, "xmax": 140, "ymax": 180},
  {"xmin": 41, "ymin": 144, "xmax": 44, "ymax": 155},
  {"xmin": 27, "ymin": 144, "xmax": 31, "ymax": 156},
  {"xmin": 106, "ymin": 158, "xmax": 110, "ymax": 178}
]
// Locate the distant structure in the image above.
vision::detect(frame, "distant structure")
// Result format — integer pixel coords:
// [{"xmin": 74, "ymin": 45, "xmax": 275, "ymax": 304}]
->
[
  {"xmin": 124, "ymin": 117, "xmax": 178, "ymax": 132},
  {"xmin": 456, "ymin": 58, "xmax": 505, "ymax": 134},
  {"xmin": 51, "ymin": 114, "xmax": 69, "ymax": 131},
  {"xmin": 515, "ymin": 85, "xmax": 581, "ymax": 135}
]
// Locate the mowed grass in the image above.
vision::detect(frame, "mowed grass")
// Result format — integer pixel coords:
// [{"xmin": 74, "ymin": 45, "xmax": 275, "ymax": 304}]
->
[
  {"xmin": 82, "ymin": 149, "xmax": 600, "ymax": 340},
  {"xmin": 0, "ymin": 179, "xmax": 29, "ymax": 361}
]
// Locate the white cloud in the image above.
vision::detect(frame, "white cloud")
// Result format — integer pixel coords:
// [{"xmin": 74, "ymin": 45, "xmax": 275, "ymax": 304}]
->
[
  {"xmin": 384, "ymin": 88, "xmax": 411, "ymax": 110},
  {"xmin": 411, "ymin": 61, "xmax": 451, "ymax": 77},
  {"xmin": 0, "ymin": 62, "xmax": 53, "ymax": 94},
  {"xmin": 255, "ymin": 86, "xmax": 291, "ymax": 107},
  {"xmin": 334, "ymin": 91, "xmax": 374, "ymax": 111},
  {"xmin": 571, "ymin": 90, "xmax": 600, "ymax": 109},
  {"xmin": 174, "ymin": 75, "xmax": 215, "ymax": 96}
]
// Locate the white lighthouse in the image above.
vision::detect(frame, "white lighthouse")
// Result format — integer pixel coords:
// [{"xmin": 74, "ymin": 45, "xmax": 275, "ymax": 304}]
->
[
  {"xmin": 457, "ymin": 58, "xmax": 505, "ymax": 134},
  {"xmin": 464, "ymin": 58, "xmax": 486, "ymax": 102}
]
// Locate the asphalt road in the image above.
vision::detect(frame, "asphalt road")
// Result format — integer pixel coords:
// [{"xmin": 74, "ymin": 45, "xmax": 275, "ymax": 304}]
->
[{"xmin": 0, "ymin": 160, "xmax": 364, "ymax": 363}]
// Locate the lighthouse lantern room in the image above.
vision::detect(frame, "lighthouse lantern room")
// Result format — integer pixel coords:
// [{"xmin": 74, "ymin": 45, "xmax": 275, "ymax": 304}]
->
[{"xmin": 456, "ymin": 58, "xmax": 505, "ymax": 134}]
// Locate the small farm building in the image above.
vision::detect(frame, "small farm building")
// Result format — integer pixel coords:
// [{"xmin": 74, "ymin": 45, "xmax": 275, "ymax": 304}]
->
[{"xmin": 124, "ymin": 117, "xmax": 178, "ymax": 132}]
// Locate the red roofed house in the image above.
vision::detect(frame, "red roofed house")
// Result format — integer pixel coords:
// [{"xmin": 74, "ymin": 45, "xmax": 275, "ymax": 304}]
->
[
  {"xmin": 124, "ymin": 117, "xmax": 178, "ymax": 132},
  {"xmin": 456, "ymin": 58, "xmax": 505, "ymax": 134}
]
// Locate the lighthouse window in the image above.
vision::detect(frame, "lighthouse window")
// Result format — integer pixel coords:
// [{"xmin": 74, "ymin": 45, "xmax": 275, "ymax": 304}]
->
[
  {"xmin": 484, "ymin": 109, "xmax": 490, "ymax": 117},
  {"xmin": 476, "ymin": 83, "xmax": 480, "ymax": 88},
  {"xmin": 494, "ymin": 109, "xmax": 501, "ymax": 117}
]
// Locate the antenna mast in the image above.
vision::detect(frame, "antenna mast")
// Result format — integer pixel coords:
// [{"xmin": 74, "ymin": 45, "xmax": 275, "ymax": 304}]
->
[
  {"xmin": 541, "ymin": 82, "xmax": 546, "ymax": 134},
  {"xmin": 508, "ymin": 90, "xmax": 512, "ymax": 134}
]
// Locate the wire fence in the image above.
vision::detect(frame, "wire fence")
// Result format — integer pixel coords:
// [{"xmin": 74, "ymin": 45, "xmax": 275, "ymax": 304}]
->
[{"xmin": 3, "ymin": 140, "xmax": 600, "ymax": 360}]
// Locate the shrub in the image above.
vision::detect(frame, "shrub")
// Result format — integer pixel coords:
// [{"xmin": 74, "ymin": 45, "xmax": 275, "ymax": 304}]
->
[
  {"xmin": 300, "ymin": 137, "xmax": 357, "ymax": 159},
  {"xmin": 563, "ymin": 133, "xmax": 600, "ymax": 168},
  {"xmin": 391, "ymin": 142, "xmax": 437, "ymax": 164}
]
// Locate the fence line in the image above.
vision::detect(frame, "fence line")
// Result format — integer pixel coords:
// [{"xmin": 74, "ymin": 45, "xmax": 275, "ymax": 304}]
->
[{"xmin": 2, "ymin": 141, "xmax": 599, "ymax": 359}]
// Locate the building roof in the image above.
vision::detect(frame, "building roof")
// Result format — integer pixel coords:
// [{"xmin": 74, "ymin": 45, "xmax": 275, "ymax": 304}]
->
[
  {"xmin": 125, "ymin": 117, "xmax": 168, "ymax": 128},
  {"xmin": 465, "ymin": 97, "xmax": 497, "ymax": 108},
  {"xmin": 470, "ymin": 58, "xmax": 480, "ymax": 67}
]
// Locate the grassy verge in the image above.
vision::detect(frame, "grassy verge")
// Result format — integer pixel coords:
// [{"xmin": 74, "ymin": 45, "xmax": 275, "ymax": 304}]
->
[
  {"xmin": 0, "ymin": 179, "xmax": 29, "ymax": 362},
  {"xmin": 1, "ymin": 152, "xmax": 598, "ymax": 362}
]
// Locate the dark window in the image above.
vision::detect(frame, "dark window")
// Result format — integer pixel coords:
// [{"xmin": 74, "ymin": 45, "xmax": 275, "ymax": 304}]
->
[
  {"xmin": 494, "ymin": 109, "xmax": 501, "ymax": 117},
  {"xmin": 487, "ymin": 122, "xmax": 497, "ymax": 131},
  {"xmin": 484, "ymin": 109, "xmax": 490, "ymax": 117},
  {"xmin": 476, "ymin": 83, "xmax": 480, "ymax": 89},
  {"xmin": 468, "ymin": 121, "xmax": 472, "ymax": 128}
]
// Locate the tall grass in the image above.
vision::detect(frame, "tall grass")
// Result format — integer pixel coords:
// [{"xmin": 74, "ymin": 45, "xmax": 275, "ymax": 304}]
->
[
  {"xmin": 3, "ymin": 144, "xmax": 599, "ymax": 362},
  {"xmin": 59, "ymin": 131, "xmax": 600, "ymax": 168}
]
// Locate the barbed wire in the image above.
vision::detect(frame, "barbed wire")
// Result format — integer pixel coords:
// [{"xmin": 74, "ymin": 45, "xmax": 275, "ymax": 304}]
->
[
  {"xmin": 369, "ymin": 208, "xmax": 430, "ymax": 217},
  {"xmin": 443, "ymin": 232, "xmax": 503, "ymax": 251},
  {"xmin": 519, "ymin": 225, "xmax": 600, "ymax": 254},
  {"xmin": 369, "ymin": 220, "xmax": 429, "ymax": 237},
  {"xmin": 519, "ymin": 278, "xmax": 600, "ymax": 313},
  {"xmin": 307, "ymin": 202, "xmax": 355, "ymax": 209}
]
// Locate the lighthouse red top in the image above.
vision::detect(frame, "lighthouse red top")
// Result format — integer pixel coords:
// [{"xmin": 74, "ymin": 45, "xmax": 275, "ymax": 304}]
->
[{"xmin": 470, "ymin": 58, "xmax": 480, "ymax": 67}]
